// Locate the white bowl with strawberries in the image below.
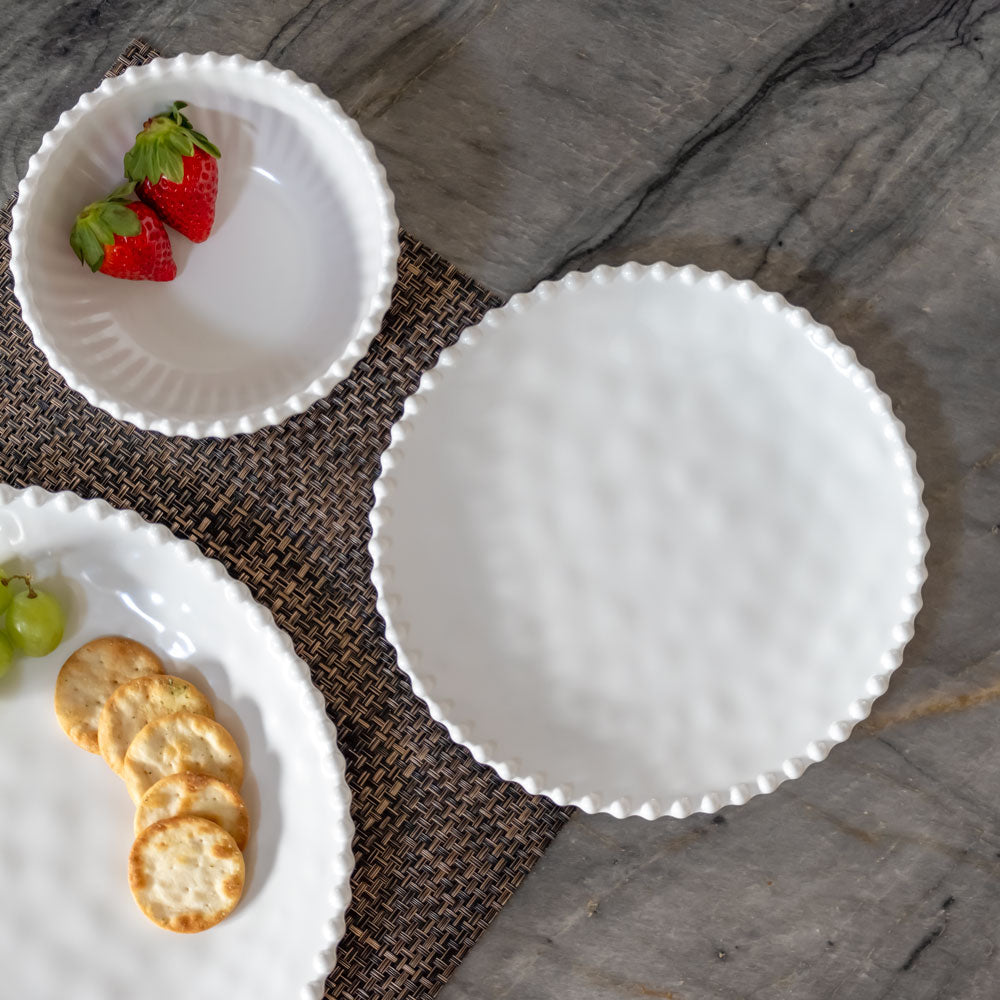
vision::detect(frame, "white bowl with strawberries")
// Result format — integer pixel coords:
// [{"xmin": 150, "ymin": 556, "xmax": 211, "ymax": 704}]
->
[{"xmin": 10, "ymin": 53, "xmax": 398, "ymax": 437}]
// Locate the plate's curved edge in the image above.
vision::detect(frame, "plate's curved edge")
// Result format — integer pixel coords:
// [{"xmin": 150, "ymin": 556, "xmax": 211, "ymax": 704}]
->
[
  {"xmin": 368, "ymin": 262, "xmax": 931, "ymax": 821},
  {"xmin": 0, "ymin": 484, "xmax": 355, "ymax": 981},
  {"xmin": 10, "ymin": 51, "xmax": 399, "ymax": 440}
]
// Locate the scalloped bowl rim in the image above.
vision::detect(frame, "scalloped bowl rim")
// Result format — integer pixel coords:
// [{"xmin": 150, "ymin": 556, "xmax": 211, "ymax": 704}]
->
[
  {"xmin": 368, "ymin": 261, "xmax": 930, "ymax": 821},
  {"xmin": 9, "ymin": 52, "xmax": 399, "ymax": 438},
  {"xmin": 0, "ymin": 482, "xmax": 355, "ymax": 996}
]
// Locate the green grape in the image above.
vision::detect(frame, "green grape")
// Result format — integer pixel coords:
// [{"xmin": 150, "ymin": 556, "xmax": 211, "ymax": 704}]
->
[
  {"xmin": 0, "ymin": 632, "xmax": 13, "ymax": 679},
  {"xmin": 0, "ymin": 566, "xmax": 13, "ymax": 615},
  {"xmin": 6, "ymin": 589, "xmax": 65, "ymax": 657}
]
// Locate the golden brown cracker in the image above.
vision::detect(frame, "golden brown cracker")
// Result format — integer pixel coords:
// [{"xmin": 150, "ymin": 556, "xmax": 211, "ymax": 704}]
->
[
  {"xmin": 122, "ymin": 711, "xmax": 244, "ymax": 804},
  {"xmin": 98, "ymin": 674, "xmax": 214, "ymax": 775},
  {"xmin": 55, "ymin": 637, "xmax": 164, "ymax": 753},
  {"xmin": 128, "ymin": 815, "xmax": 245, "ymax": 932},
  {"xmin": 135, "ymin": 772, "xmax": 249, "ymax": 850}
]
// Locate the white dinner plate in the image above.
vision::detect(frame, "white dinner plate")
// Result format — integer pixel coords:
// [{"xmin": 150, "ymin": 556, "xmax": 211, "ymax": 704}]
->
[
  {"xmin": 370, "ymin": 263, "xmax": 928, "ymax": 819},
  {"xmin": 0, "ymin": 486, "xmax": 353, "ymax": 999}
]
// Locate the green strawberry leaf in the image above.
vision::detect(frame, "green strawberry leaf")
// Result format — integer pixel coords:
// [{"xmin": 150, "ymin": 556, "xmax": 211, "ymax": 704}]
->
[
  {"xmin": 107, "ymin": 179, "xmax": 138, "ymax": 202},
  {"xmin": 167, "ymin": 131, "xmax": 194, "ymax": 157},
  {"xmin": 101, "ymin": 202, "xmax": 140, "ymax": 231},
  {"xmin": 88, "ymin": 215, "xmax": 115, "ymax": 247},
  {"xmin": 189, "ymin": 129, "xmax": 221, "ymax": 159},
  {"xmin": 69, "ymin": 187, "xmax": 142, "ymax": 271},
  {"xmin": 69, "ymin": 226, "xmax": 104, "ymax": 271}
]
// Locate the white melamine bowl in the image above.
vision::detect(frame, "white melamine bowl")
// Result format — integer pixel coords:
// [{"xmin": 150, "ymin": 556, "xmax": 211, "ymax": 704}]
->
[{"xmin": 10, "ymin": 53, "xmax": 398, "ymax": 437}]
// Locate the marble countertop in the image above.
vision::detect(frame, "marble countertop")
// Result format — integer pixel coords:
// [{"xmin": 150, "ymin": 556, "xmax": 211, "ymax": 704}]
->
[{"xmin": 3, "ymin": 1, "xmax": 1000, "ymax": 997}]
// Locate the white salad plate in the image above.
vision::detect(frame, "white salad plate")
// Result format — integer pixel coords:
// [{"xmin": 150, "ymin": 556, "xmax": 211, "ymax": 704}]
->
[
  {"xmin": 0, "ymin": 485, "xmax": 353, "ymax": 999},
  {"xmin": 370, "ymin": 263, "xmax": 928, "ymax": 820},
  {"xmin": 10, "ymin": 53, "xmax": 398, "ymax": 437}
]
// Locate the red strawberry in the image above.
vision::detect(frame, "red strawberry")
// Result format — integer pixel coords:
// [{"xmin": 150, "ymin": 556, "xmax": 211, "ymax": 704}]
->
[
  {"xmin": 69, "ymin": 181, "xmax": 176, "ymax": 281},
  {"xmin": 124, "ymin": 100, "xmax": 221, "ymax": 243}
]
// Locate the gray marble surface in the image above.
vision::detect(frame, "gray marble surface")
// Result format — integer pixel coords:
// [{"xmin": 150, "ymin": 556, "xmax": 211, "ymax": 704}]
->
[{"xmin": 3, "ymin": 1, "xmax": 1000, "ymax": 997}]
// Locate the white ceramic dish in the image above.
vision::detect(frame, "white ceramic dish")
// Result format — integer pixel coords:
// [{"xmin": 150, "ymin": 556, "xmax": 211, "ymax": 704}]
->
[
  {"xmin": 0, "ymin": 485, "xmax": 353, "ymax": 999},
  {"xmin": 370, "ymin": 263, "xmax": 928, "ymax": 820},
  {"xmin": 10, "ymin": 53, "xmax": 398, "ymax": 437}
]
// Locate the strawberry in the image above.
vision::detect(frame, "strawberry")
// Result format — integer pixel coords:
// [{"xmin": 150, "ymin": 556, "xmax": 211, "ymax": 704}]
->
[
  {"xmin": 69, "ymin": 181, "xmax": 176, "ymax": 281},
  {"xmin": 123, "ymin": 100, "xmax": 221, "ymax": 243}
]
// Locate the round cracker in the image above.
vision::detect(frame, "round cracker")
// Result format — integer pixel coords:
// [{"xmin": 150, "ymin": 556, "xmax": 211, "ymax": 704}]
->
[
  {"xmin": 123, "ymin": 711, "xmax": 244, "ymax": 804},
  {"xmin": 135, "ymin": 773, "xmax": 249, "ymax": 850},
  {"xmin": 129, "ymin": 815, "xmax": 245, "ymax": 933},
  {"xmin": 55, "ymin": 637, "xmax": 165, "ymax": 753},
  {"xmin": 99, "ymin": 675, "xmax": 214, "ymax": 776}
]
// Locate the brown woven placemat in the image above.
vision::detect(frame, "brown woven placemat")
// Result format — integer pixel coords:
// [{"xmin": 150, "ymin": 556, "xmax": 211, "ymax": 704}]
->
[{"xmin": 1, "ymin": 39, "xmax": 567, "ymax": 1000}]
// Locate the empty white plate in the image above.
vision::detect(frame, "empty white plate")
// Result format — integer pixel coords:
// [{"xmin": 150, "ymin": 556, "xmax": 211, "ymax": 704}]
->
[{"xmin": 370, "ymin": 263, "xmax": 928, "ymax": 819}]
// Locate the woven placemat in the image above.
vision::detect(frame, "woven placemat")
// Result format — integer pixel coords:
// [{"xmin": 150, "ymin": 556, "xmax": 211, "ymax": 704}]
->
[{"xmin": 1, "ymin": 39, "xmax": 567, "ymax": 1000}]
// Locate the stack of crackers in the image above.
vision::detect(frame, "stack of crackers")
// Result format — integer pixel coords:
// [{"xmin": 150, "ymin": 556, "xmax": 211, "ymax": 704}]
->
[{"xmin": 54, "ymin": 636, "xmax": 249, "ymax": 933}]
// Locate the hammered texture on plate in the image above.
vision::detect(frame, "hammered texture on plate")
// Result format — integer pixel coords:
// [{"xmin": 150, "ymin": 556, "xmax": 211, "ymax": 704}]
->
[
  {"xmin": 0, "ymin": 39, "xmax": 566, "ymax": 1000},
  {"xmin": 372, "ymin": 266, "xmax": 926, "ymax": 818}
]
